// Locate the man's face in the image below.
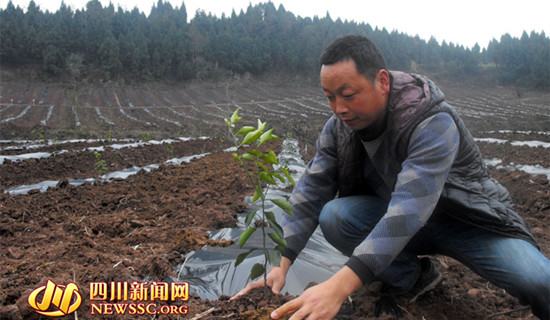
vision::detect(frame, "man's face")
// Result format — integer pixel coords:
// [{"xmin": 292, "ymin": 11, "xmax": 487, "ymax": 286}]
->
[{"xmin": 320, "ymin": 59, "xmax": 389, "ymax": 131}]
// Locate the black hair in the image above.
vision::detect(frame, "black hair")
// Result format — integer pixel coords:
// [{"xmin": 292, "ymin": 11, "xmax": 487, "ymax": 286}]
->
[{"xmin": 320, "ymin": 34, "xmax": 387, "ymax": 82}]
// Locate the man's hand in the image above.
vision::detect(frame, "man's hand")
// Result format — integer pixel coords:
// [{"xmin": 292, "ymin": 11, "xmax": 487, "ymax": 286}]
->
[
  {"xmin": 271, "ymin": 266, "xmax": 362, "ymax": 320},
  {"xmin": 230, "ymin": 257, "xmax": 291, "ymax": 300}
]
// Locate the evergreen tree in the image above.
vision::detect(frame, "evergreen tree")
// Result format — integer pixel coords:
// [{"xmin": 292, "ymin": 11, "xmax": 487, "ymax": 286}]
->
[
  {"xmin": 98, "ymin": 31, "xmax": 121, "ymax": 80},
  {"xmin": 42, "ymin": 44, "xmax": 65, "ymax": 75},
  {"xmin": 0, "ymin": 0, "xmax": 547, "ymax": 89},
  {"xmin": 0, "ymin": 2, "xmax": 26, "ymax": 62}
]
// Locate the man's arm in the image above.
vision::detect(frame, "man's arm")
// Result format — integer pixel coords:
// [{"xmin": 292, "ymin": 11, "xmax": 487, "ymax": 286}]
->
[
  {"xmin": 281, "ymin": 116, "xmax": 340, "ymax": 261},
  {"xmin": 271, "ymin": 114, "xmax": 460, "ymax": 320},
  {"xmin": 347, "ymin": 112, "xmax": 460, "ymax": 283}
]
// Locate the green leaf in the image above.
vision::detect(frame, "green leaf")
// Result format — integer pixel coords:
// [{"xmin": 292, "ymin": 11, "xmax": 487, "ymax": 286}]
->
[
  {"xmin": 242, "ymin": 129, "xmax": 262, "ymax": 146},
  {"xmin": 283, "ymin": 168, "xmax": 295, "ymax": 188},
  {"xmin": 259, "ymin": 128, "xmax": 275, "ymax": 145},
  {"xmin": 268, "ymin": 232, "xmax": 287, "ymax": 247},
  {"xmin": 252, "ymin": 186, "xmax": 262, "ymax": 203},
  {"xmin": 241, "ymin": 153, "xmax": 255, "ymax": 161},
  {"xmin": 271, "ymin": 198, "xmax": 293, "ymax": 215},
  {"xmin": 239, "ymin": 227, "xmax": 256, "ymax": 248},
  {"xmin": 250, "ymin": 263, "xmax": 265, "ymax": 280},
  {"xmin": 245, "ymin": 208, "xmax": 258, "ymax": 227},
  {"xmin": 262, "ymin": 150, "xmax": 278, "ymax": 165},
  {"xmin": 241, "ymin": 120, "xmax": 266, "ymax": 146},
  {"xmin": 272, "ymin": 172, "xmax": 285, "ymax": 183},
  {"xmin": 268, "ymin": 219, "xmax": 284, "ymax": 241},
  {"xmin": 275, "ymin": 244, "xmax": 285, "ymax": 254},
  {"xmin": 247, "ymin": 149, "xmax": 262, "ymax": 157},
  {"xmin": 259, "ymin": 172, "xmax": 276, "ymax": 185},
  {"xmin": 257, "ymin": 119, "xmax": 266, "ymax": 131},
  {"xmin": 230, "ymin": 109, "xmax": 242, "ymax": 125},
  {"xmin": 232, "ymin": 153, "xmax": 240, "ymax": 161},
  {"xmin": 264, "ymin": 211, "xmax": 276, "ymax": 224},
  {"xmin": 236, "ymin": 126, "xmax": 255, "ymax": 136},
  {"xmin": 236, "ymin": 249, "xmax": 256, "ymax": 266},
  {"xmin": 256, "ymin": 161, "xmax": 269, "ymax": 172},
  {"xmin": 267, "ymin": 249, "xmax": 282, "ymax": 267}
]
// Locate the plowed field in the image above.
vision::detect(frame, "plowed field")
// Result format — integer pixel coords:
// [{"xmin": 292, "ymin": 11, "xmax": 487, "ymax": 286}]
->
[{"xmin": 0, "ymin": 77, "xmax": 549, "ymax": 319}]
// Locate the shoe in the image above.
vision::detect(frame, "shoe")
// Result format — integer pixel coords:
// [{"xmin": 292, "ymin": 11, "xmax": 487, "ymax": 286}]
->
[
  {"xmin": 381, "ymin": 257, "xmax": 443, "ymax": 303},
  {"xmin": 406, "ymin": 257, "xmax": 443, "ymax": 303},
  {"xmin": 375, "ymin": 294, "xmax": 403, "ymax": 319},
  {"xmin": 375, "ymin": 257, "xmax": 443, "ymax": 318}
]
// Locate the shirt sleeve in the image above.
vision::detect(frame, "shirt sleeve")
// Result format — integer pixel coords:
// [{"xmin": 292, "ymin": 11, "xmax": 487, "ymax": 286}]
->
[
  {"xmin": 281, "ymin": 116, "xmax": 340, "ymax": 261},
  {"xmin": 346, "ymin": 113, "xmax": 460, "ymax": 284}
]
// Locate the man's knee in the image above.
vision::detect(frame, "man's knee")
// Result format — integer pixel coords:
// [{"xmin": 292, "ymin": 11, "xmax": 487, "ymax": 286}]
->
[
  {"xmin": 319, "ymin": 200, "xmax": 338, "ymax": 223},
  {"xmin": 318, "ymin": 201, "xmax": 342, "ymax": 240}
]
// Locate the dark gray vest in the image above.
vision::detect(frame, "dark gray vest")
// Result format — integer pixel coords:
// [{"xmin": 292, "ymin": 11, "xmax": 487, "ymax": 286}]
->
[{"xmin": 335, "ymin": 72, "xmax": 537, "ymax": 246}]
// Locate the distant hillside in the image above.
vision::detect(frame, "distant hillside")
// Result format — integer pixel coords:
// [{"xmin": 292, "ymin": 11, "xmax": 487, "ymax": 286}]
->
[{"xmin": 1, "ymin": 0, "xmax": 548, "ymax": 90}]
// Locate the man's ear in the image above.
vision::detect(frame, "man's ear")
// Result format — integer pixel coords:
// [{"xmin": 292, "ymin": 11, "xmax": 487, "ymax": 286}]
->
[{"xmin": 376, "ymin": 70, "xmax": 390, "ymax": 94}]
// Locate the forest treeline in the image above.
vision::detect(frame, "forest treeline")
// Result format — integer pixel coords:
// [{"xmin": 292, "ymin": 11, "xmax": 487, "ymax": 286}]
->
[{"xmin": 1, "ymin": 0, "xmax": 549, "ymax": 89}]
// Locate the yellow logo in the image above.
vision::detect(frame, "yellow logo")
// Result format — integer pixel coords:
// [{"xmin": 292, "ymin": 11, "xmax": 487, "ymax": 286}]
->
[{"xmin": 28, "ymin": 280, "xmax": 82, "ymax": 316}]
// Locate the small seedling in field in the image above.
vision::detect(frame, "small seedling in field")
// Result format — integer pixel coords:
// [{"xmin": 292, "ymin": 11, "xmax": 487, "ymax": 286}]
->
[
  {"xmin": 93, "ymin": 151, "xmax": 107, "ymax": 175},
  {"xmin": 31, "ymin": 129, "xmax": 45, "ymax": 140},
  {"xmin": 141, "ymin": 132, "xmax": 153, "ymax": 142},
  {"xmin": 167, "ymin": 144, "xmax": 174, "ymax": 157},
  {"xmin": 225, "ymin": 109, "xmax": 295, "ymax": 289},
  {"xmin": 176, "ymin": 124, "xmax": 185, "ymax": 137}
]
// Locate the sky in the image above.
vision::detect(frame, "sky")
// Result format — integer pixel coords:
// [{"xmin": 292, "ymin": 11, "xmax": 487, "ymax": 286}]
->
[{"xmin": 2, "ymin": 0, "xmax": 549, "ymax": 49}]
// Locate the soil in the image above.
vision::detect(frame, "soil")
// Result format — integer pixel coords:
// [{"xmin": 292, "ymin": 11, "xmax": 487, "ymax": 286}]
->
[{"xmin": 0, "ymin": 76, "xmax": 549, "ymax": 320}]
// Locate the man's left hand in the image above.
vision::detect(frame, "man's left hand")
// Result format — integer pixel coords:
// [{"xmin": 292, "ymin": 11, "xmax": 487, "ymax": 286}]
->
[{"xmin": 271, "ymin": 266, "xmax": 362, "ymax": 320}]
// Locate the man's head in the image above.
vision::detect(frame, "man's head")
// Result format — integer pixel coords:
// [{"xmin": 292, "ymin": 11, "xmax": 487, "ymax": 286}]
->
[
  {"xmin": 320, "ymin": 34, "xmax": 387, "ymax": 83},
  {"xmin": 320, "ymin": 35, "xmax": 390, "ymax": 132}
]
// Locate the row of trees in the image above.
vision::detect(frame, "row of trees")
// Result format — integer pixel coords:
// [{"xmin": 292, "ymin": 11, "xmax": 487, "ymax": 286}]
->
[
  {"xmin": 488, "ymin": 33, "xmax": 549, "ymax": 89},
  {"xmin": 1, "ymin": 0, "xmax": 548, "ymax": 89}
]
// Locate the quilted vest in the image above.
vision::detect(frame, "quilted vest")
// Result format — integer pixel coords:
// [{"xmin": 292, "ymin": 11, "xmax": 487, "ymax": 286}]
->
[{"xmin": 335, "ymin": 71, "xmax": 537, "ymax": 246}]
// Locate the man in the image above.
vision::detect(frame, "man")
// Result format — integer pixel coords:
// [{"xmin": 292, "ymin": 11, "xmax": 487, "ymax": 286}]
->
[{"xmin": 232, "ymin": 35, "xmax": 550, "ymax": 320}]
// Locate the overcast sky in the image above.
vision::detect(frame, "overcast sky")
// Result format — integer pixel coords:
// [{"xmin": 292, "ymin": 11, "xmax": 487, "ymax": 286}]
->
[{"xmin": 2, "ymin": 0, "xmax": 549, "ymax": 49}]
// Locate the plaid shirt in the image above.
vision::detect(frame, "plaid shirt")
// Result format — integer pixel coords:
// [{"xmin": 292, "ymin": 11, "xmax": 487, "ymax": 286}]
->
[{"xmin": 282, "ymin": 112, "xmax": 460, "ymax": 284}]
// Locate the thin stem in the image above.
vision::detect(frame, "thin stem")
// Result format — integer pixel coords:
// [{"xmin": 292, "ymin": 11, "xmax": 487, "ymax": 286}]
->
[
  {"xmin": 227, "ymin": 119, "xmax": 275, "ymax": 297},
  {"xmin": 228, "ymin": 125, "xmax": 263, "ymax": 202},
  {"xmin": 261, "ymin": 188, "xmax": 268, "ymax": 295}
]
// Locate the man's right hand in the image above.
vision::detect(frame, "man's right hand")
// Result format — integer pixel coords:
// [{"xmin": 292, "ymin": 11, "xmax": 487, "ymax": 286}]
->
[{"xmin": 230, "ymin": 256, "xmax": 291, "ymax": 300}]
